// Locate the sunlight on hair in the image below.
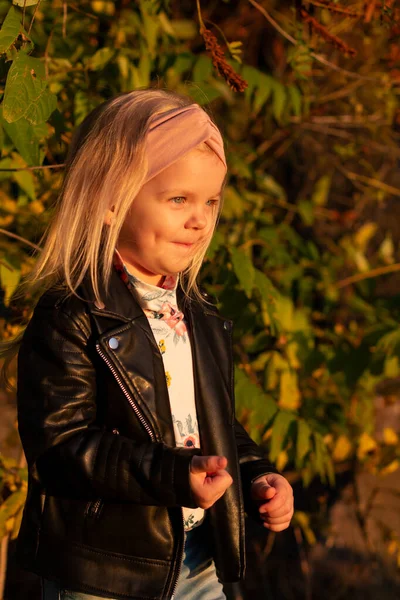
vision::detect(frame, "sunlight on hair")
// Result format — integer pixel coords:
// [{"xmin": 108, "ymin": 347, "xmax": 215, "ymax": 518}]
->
[{"xmin": 0, "ymin": 88, "xmax": 227, "ymax": 392}]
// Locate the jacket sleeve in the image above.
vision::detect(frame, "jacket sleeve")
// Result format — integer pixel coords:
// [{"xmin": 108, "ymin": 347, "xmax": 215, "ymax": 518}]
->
[
  {"xmin": 17, "ymin": 301, "xmax": 201, "ymax": 509},
  {"xmin": 234, "ymin": 417, "xmax": 280, "ymax": 522}
]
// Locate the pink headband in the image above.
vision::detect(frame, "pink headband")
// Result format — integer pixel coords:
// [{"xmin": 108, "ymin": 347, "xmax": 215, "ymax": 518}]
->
[{"xmin": 143, "ymin": 104, "xmax": 227, "ymax": 183}]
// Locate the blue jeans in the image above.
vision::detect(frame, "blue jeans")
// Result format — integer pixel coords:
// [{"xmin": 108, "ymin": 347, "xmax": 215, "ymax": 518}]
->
[{"xmin": 41, "ymin": 522, "xmax": 226, "ymax": 600}]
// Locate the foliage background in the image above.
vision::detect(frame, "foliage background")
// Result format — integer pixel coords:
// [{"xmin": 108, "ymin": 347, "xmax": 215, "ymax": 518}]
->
[{"xmin": 1, "ymin": 0, "xmax": 400, "ymax": 598}]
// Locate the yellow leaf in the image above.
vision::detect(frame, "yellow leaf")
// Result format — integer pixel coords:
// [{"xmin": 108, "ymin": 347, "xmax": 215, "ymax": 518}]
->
[
  {"xmin": 0, "ymin": 259, "xmax": 21, "ymax": 306},
  {"xmin": 387, "ymin": 539, "xmax": 398, "ymax": 555},
  {"xmin": 279, "ymin": 370, "xmax": 301, "ymax": 410},
  {"xmin": 5, "ymin": 516, "xmax": 15, "ymax": 534},
  {"xmin": 383, "ymin": 428, "xmax": 399, "ymax": 446},
  {"xmin": 262, "ymin": 427, "xmax": 272, "ymax": 442},
  {"xmin": 354, "ymin": 222, "xmax": 378, "ymax": 251},
  {"xmin": 380, "ymin": 460, "xmax": 399, "ymax": 477},
  {"xmin": 276, "ymin": 450, "xmax": 288, "ymax": 472},
  {"xmin": 332, "ymin": 435, "xmax": 352, "ymax": 462},
  {"xmin": 286, "ymin": 341, "xmax": 301, "ymax": 370},
  {"xmin": 29, "ymin": 200, "xmax": 45, "ymax": 215},
  {"xmin": 91, "ymin": 1, "xmax": 115, "ymax": 15},
  {"xmin": 384, "ymin": 356, "xmax": 400, "ymax": 378},
  {"xmin": 357, "ymin": 432, "xmax": 377, "ymax": 460},
  {"xmin": 311, "ymin": 175, "xmax": 331, "ymax": 207},
  {"xmin": 354, "ymin": 250, "xmax": 369, "ymax": 273},
  {"xmin": 1, "ymin": 197, "xmax": 18, "ymax": 213},
  {"xmin": 292, "ymin": 510, "xmax": 316, "ymax": 545}
]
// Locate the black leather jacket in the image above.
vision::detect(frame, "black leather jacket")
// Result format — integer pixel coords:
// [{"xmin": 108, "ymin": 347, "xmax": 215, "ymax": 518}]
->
[{"xmin": 16, "ymin": 265, "xmax": 278, "ymax": 600}]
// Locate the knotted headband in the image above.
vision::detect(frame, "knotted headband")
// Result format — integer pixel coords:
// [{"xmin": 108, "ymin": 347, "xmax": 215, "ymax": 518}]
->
[{"xmin": 143, "ymin": 103, "xmax": 227, "ymax": 183}]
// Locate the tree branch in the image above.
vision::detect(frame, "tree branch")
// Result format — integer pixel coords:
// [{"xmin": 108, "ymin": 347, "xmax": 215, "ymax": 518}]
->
[
  {"xmin": 336, "ymin": 263, "xmax": 400, "ymax": 289},
  {"xmin": 0, "ymin": 164, "xmax": 65, "ymax": 172},
  {"xmin": 0, "ymin": 228, "xmax": 42, "ymax": 252},
  {"xmin": 247, "ymin": 0, "xmax": 382, "ymax": 82}
]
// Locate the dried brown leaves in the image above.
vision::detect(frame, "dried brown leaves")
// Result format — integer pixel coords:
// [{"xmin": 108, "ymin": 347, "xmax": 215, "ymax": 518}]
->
[{"xmin": 200, "ymin": 27, "xmax": 248, "ymax": 93}]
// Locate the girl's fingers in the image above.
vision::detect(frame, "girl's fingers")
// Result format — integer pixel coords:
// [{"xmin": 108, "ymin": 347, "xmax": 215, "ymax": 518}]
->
[
  {"xmin": 263, "ymin": 521, "xmax": 291, "ymax": 532},
  {"xmin": 260, "ymin": 510, "xmax": 294, "ymax": 524},
  {"xmin": 190, "ymin": 455, "xmax": 227, "ymax": 475},
  {"xmin": 259, "ymin": 493, "xmax": 293, "ymax": 515}
]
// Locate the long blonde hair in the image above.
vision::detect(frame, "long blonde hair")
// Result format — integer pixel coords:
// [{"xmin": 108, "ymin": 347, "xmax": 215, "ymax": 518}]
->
[{"xmin": 0, "ymin": 88, "xmax": 226, "ymax": 393}]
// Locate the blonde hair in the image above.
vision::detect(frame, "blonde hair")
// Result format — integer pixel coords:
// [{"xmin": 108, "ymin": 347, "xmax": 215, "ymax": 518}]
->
[{"xmin": 0, "ymin": 88, "xmax": 227, "ymax": 393}]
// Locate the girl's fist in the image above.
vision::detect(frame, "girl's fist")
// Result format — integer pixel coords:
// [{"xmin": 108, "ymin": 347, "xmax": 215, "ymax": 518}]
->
[
  {"xmin": 251, "ymin": 473, "xmax": 294, "ymax": 531},
  {"xmin": 189, "ymin": 455, "xmax": 233, "ymax": 509}
]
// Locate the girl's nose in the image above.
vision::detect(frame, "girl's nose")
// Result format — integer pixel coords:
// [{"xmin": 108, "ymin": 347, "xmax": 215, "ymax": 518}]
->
[{"xmin": 185, "ymin": 206, "xmax": 208, "ymax": 230}]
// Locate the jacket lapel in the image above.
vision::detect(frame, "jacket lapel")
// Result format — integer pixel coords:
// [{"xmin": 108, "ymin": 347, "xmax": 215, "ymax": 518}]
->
[
  {"xmin": 79, "ymin": 267, "xmax": 234, "ymax": 450},
  {"xmin": 79, "ymin": 265, "xmax": 175, "ymax": 445}
]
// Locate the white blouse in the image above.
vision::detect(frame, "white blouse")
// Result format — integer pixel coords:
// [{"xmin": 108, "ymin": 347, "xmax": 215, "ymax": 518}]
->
[{"xmin": 113, "ymin": 249, "xmax": 205, "ymax": 531}]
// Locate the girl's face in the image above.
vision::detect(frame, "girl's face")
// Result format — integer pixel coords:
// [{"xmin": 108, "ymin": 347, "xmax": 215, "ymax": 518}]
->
[{"xmin": 114, "ymin": 148, "xmax": 226, "ymax": 286}]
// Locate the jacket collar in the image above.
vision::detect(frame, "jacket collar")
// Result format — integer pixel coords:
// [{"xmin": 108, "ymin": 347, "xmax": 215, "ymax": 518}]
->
[{"xmin": 78, "ymin": 263, "xmax": 211, "ymax": 325}]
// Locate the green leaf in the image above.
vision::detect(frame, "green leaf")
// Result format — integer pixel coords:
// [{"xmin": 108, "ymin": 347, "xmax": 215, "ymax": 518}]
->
[
  {"xmin": 0, "ymin": 258, "xmax": 21, "ymax": 306},
  {"xmin": 311, "ymin": 175, "xmax": 331, "ymax": 207},
  {"xmin": 3, "ymin": 52, "xmax": 57, "ymax": 125},
  {"xmin": 287, "ymin": 84, "xmax": 302, "ymax": 117},
  {"xmin": 0, "ymin": 153, "xmax": 36, "ymax": 197},
  {"xmin": 230, "ymin": 247, "xmax": 255, "ymax": 298},
  {"xmin": 206, "ymin": 230, "xmax": 224, "ymax": 261},
  {"xmin": 376, "ymin": 328, "xmax": 400, "ymax": 358},
  {"xmin": 138, "ymin": 47, "xmax": 151, "ymax": 86},
  {"xmin": 140, "ymin": 2, "xmax": 160, "ymax": 55},
  {"xmin": 235, "ymin": 368, "xmax": 277, "ymax": 444},
  {"xmin": 258, "ymin": 174, "xmax": 287, "ymax": 201},
  {"xmin": 313, "ymin": 432, "xmax": 329, "ymax": 482},
  {"xmin": 188, "ymin": 83, "xmax": 222, "ymax": 105},
  {"xmin": 13, "ymin": 166, "xmax": 36, "ymax": 200},
  {"xmin": 193, "ymin": 55, "xmax": 213, "ymax": 83},
  {"xmin": 0, "ymin": 489, "xmax": 26, "ymax": 538},
  {"xmin": 270, "ymin": 411, "xmax": 295, "ymax": 462},
  {"xmin": 253, "ymin": 74, "xmax": 273, "ymax": 115},
  {"xmin": 170, "ymin": 53, "xmax": 194, "ymax": 75},
  {"xmin": 12, "ymin": 0, "xmax": 39, "ymax": 5},
  {"xmin": 11, "ymin": 504, "xmax": 24, "ymax": 539},
  {"xmin": 253, "ymin": 269, "xmax": 280, "ymax": 334},
  {"xmin": 170, "ymin": 19, "xmax": 197, "ymax": 40},
  {"xmin": 85, "ymin": 47, "xmax": 115, "ymax": 71},
  {"xmin": 296, "ymin": 419, "xmax": 312, "ymax": 468},
  {"xmin": 298, "ymin": 199, "xmax": 314, "ymax": 225},
  {"xmin": 279, "ymin": 369, "xmax": 300, "ymax": 410},
  {"xmin": 241, "ymin": 65, "xmax": 261, "ymax": 104},
  {"xmin": 0, "ymin": 5, "xmax": 21, "ymax": 54},
  {"xmin": 1, "ymin": 109, "xmax": 40, "ymax": 165},
  {"xmin": 272, "ymin": 82, "xmax": 286, "ymax": 122},
  {"xmin": 222, "ymin": 186, "xmax": 245, "ymax": 218},
  {"xmin": 73, "ymin": 91, "xmax": 97, "ymax": 127}
]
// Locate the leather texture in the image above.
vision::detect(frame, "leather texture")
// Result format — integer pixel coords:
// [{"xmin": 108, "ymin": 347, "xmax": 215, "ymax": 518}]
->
[{"xmin": 16, "ymin": 265, "xmax": 278, "ymax": 600}]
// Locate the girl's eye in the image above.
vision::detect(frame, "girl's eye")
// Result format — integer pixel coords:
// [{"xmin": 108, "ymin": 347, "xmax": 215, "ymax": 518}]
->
[{"xmin": 170, "ymin": 197, "xmax": 219, "ymax": 207}]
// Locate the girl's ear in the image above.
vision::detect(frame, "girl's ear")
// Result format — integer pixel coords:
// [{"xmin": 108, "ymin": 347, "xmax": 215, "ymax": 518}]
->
[{"xmin": 104, "ymin": 206, "xmax": 115, "ymax": 226}]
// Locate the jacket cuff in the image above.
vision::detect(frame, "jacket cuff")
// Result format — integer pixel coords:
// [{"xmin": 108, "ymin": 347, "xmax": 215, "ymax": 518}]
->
[{"xmin": 171, "ymin": 447, "xmax": 203, "ymax": 508}]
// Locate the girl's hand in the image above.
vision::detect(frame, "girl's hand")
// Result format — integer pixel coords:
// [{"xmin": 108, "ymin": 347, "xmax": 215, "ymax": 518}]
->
[
  {"xmin": 251, "ymin": 473, "xmax": 294, "ymax": 531},
  {"xmin": 190, "ymin": 455, "xmax": 233, "ymax": 509}
]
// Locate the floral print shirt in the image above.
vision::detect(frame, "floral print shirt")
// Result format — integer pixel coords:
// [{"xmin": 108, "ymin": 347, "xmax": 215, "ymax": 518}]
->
[{"xmin": 113, "ymin": 248, "xmax": 205, "ymax": 531}]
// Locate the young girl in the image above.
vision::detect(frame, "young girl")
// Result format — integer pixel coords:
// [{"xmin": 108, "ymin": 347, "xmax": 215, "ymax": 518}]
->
[{"xmin": 4, "ymin": 88, "xmax": 294, "ymax": 600}]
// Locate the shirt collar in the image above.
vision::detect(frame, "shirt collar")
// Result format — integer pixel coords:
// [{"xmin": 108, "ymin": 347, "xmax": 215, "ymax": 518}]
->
[{"xmin": 113, "ymin": 248, "xmax": 179, "ymax": 312}]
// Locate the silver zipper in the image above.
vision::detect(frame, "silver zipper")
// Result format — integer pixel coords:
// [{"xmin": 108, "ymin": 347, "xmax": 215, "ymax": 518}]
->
[
  {"xmin": 86, "ymin": 498, "xmax": 103, "ymax": 518},
  {"xmin": 95, "ymin": 342, "xmax": 156, "ymax": 442},
  {"xmin": 86, "ymin": 428, "xmax": 120, "ymax": 519},
  {"xmin": 170, "ymin": 509, "xmax": 185, "ymax": 600},
  {"xmin": 96, "ymin": 341, "xmax": 184, "ymax": 598}
]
